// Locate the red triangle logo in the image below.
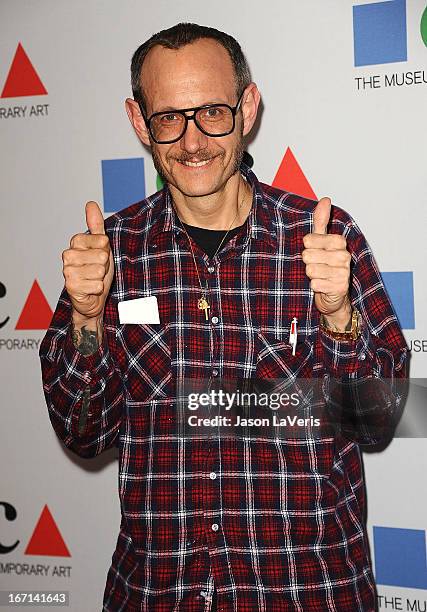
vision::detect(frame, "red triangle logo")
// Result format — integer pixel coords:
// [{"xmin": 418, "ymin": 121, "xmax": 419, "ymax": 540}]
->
[
  {"xmin": 1, "ymin": 43, "xmax": 47, "ymax": 98},
  {"xmin": 25, "ymin": 505, "xmax": 71, "ymax": 557},
  {"xmin": 15, "ymin": 280, "xmax": 53, "ymax": 330},
  {"xmin": 272, "ymin": 147, "xmax": 317, "ymax": 200}
]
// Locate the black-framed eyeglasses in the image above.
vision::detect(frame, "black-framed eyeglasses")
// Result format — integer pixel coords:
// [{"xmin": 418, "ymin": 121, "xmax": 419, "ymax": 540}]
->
[{"xmin": 139, "ymin": 90, "xmax": 245, "ymax": 144}]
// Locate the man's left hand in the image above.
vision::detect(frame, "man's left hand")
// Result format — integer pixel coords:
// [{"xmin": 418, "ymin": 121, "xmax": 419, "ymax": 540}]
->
[{"xmin": 302, "ymin": 197, "xmax": 352, "ymax": 330}]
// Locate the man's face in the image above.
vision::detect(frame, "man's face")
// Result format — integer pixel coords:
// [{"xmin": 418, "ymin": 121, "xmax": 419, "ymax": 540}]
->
[{"xmin": 139, "ymin": 39, "xmax": 246, "ymax": 198}]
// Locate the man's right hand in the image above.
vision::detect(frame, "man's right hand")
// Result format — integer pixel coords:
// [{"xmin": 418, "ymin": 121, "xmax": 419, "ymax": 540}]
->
[{"xmin": 62, "ymin": 201, "xmax": 114, "ymax": 328}]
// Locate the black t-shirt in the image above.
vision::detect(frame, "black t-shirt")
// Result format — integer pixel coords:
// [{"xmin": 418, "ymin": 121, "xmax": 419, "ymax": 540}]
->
[{"xmin": 182, "ymin": 222, "xmax": 243, "ymax": 258}]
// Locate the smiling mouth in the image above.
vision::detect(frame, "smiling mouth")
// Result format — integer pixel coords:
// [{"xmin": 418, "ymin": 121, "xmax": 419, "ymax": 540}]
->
[{"xmin": 176, "ymin": 156, "xmax": 218, "ymax": 168}]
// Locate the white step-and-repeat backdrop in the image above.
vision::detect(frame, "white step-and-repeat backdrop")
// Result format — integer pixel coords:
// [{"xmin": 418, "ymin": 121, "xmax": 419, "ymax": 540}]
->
[{"xmin": 1, "ymin": 1, "xmax": 426, "ymax": 610}]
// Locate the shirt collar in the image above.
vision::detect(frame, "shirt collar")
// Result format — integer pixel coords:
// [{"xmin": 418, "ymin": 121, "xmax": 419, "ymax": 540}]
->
[{"xmin": 149, "ymin": 163, "xmax": 278, "ymax": 250}]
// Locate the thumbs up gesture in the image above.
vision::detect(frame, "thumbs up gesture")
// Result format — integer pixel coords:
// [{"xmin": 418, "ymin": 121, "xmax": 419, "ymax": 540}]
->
[
  {"xmin": 302, "ymin": 197, "xmax": 352, "ymax": 329},
  {"xmin": 62, "ymin": 201, "xmax": 114, "ymax": 323}
]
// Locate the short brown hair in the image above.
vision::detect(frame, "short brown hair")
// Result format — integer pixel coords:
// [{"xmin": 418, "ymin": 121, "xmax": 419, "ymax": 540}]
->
[{"xmin": 131, "ymin": 22, "xmax": 252, "ymax": 114}]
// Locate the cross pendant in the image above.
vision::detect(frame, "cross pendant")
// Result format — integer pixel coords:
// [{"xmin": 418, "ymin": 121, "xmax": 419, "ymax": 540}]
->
[{"xmin": 198, "ymin": 296, "xmax": 210, "ymax": 320}]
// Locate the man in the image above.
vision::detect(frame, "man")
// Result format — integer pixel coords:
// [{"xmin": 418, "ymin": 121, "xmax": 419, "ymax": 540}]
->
[{"xmin": 40, "ymin": 23, "xmax": 408, "ymax": 611}]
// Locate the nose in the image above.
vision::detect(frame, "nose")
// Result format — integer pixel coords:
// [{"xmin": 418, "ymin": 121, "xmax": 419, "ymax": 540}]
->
[{"xmin": 180, "ymin": 116, "xmax": 208, "ymax": 154}]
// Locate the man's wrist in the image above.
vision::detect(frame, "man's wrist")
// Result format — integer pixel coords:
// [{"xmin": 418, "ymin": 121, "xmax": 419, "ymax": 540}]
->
[
  {"xmin": 71, "ymin": 310, "xmax": 104, "ymax": 355},
  {"xmin": 321, "ymin": 300, "xmax": 352, "ymax": 333}
]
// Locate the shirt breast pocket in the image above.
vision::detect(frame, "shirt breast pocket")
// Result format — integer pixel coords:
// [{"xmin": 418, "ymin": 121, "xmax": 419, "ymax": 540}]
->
[
  {"xmin": 254, "ymin": 332, "xmax": 315, "ymax": 426},
  {"xmin": 256, "ymin": 331, "xmax": 313, "ymax": 381},
  {"xmin": 116, "ymin": 323, "xmax": 173, "ymax": 403}
]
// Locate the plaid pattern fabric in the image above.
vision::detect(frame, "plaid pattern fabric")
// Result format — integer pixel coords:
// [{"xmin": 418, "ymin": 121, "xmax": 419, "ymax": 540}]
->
[{"xmin": 40, "ymin": 164, "xmax": 408, "ymax": 611}]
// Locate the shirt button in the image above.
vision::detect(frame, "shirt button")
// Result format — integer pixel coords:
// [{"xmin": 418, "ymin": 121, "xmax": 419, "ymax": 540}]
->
[
  {"xmin": 211, "ymin": 316, "xmax": 219, "ymax": 324},
  {"xmin": 359, "ymin": 352, "xmax": 366, "ymax": 361},
  {"xmin": 209, "ymin": 472, "xmax": 217, "ymax": 480},
  {"xmin": 212, "ymin": 369, "xmax": 219, "ymax": 377},
  {"xmin": 211, "ymin": 523, "xmax": 219, "ymax": 531},
  {"xmin": 207, "ymin": 266, "xmax": 215, "ymax": 273}
]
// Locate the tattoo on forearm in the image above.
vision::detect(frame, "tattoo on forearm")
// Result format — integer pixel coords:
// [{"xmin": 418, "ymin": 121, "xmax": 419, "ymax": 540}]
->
[
  {"xmin": 78, "ymin": 386, "xmax": 90, "ymax": 434},
  {"xmin": 72, "ymin": 324, "xmax": 100, "ymax": 356}
]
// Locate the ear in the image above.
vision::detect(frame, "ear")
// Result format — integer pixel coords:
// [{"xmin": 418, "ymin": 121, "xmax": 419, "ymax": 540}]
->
[
  {"xmin": 240, "ymin": 83, "xmax": 261, "ymax": 137},
  {"xmin": 125, "ymin": 98, "xmax": 151, "ymax": 147}
]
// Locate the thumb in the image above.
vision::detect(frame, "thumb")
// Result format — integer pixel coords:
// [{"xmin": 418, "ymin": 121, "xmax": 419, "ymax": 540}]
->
[
  {"xmin": 85, "ymin": 201, "xmax": 105, "ymax": 235},
  {"xmin": 313, "ymin": 197, "xmax": 331, "ymax": 235}
]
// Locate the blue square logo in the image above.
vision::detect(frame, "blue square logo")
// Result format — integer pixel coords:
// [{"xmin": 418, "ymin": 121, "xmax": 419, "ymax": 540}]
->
[
  {"xmin": 381, "ymin": 271, "xmax": 415, "ymax": 329},
  {"xmin": 374, "ymin": 526, "xmax": 427, "ymax": 589},
  {"xmin": 102, "ymin": 158, "xmax": 145, "ymax": 213},
  {"xmin": 353, "ymin": 0, "xmax": 407, "ymax": 67}
]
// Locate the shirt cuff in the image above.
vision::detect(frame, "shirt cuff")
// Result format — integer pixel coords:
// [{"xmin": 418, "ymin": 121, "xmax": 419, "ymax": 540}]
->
[
  {"xmin": 319, "ymin": 315, "xmax": 375, "ymax": 376},
  {"xmin": 61, "ymin": 322, "xmax": 116, "ymax": 390}
]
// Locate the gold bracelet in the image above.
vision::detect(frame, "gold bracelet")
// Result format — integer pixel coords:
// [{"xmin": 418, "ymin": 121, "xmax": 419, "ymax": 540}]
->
[{"xmin": 319, "ymin": 308, "xmax": 361, "ymax": 341}]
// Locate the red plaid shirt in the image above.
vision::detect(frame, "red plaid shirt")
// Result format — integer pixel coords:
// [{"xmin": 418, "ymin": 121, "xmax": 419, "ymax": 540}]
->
[{"xmin": 40, "ymin": 164, "xmax": 408, "ymax": 611}]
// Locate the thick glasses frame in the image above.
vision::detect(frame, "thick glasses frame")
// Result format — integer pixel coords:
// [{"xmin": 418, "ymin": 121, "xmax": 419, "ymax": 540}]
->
[{"xmin": 139, "ymin": 90, "xmax": 245, "ymax": 144}]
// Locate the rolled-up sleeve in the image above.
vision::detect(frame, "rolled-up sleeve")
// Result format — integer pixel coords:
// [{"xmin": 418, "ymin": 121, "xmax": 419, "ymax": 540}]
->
[
  {"xmin": 39, "ymin": 287, "xmax": 124, "ymax": 458},
  {"xmin": 316, "ymin": 212, "xmax": 409, "ymax": 445}
]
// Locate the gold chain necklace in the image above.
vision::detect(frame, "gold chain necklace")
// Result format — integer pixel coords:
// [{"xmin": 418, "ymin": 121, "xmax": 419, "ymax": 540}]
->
[{"xmin": 176, "ymin": 197, "xmax": 246, "ymax": 320}]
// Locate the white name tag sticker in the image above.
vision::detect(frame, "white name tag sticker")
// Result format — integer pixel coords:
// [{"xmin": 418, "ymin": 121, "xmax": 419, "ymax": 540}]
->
[{"xmin": 118, "ymin": 296, "xmax": 160, "ymax": 324}]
